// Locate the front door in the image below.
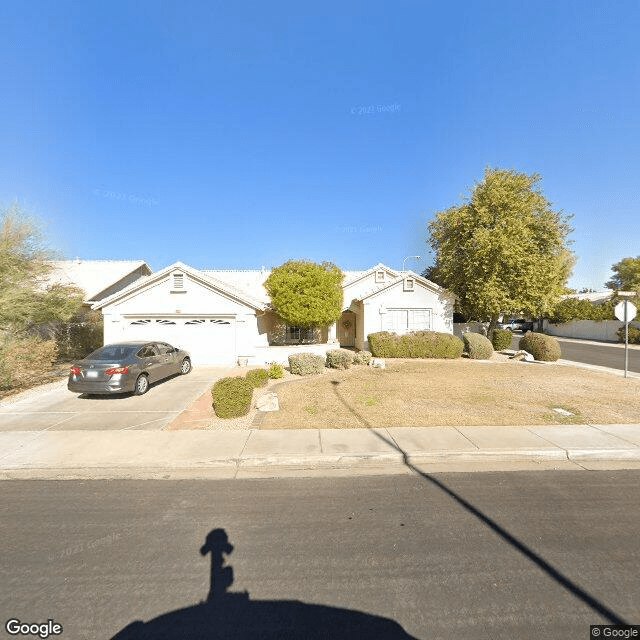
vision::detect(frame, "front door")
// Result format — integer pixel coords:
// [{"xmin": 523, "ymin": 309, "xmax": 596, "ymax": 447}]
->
[{"xmin": 338, "ymin": 312, "xmax": 355, "ymax": 347}]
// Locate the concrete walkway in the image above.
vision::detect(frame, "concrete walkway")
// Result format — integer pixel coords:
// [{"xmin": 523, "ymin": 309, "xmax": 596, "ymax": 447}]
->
[{"xmin": 2, "ymin": 422, "xmax": 640, "ymax": 480}]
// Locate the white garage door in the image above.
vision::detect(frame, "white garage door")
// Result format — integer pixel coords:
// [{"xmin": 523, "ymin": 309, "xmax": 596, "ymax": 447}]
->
[{"xmin": 122, "ymin": 317, "xmax": 236, "ymax": 365}]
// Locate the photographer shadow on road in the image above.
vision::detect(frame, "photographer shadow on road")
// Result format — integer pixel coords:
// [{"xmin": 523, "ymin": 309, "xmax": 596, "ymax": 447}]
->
[{"xmin": 110, "ymin": 528, "xmax": 417, "ymax": 640}]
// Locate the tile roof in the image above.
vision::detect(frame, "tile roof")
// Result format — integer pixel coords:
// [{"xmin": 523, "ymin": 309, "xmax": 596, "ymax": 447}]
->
[
  {"xmin": 204, "ymin": 269, "xmax": 372, "ymax": 303},
  {"xmin": 44, "ymin": 260, "xmax": 149, "ymax": 302}
]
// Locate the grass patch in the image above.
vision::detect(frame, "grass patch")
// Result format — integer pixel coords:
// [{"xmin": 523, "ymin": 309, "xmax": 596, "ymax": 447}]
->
[{"xmin": 259, "ymin": 359, "xmax": 640, "ymax": 429}]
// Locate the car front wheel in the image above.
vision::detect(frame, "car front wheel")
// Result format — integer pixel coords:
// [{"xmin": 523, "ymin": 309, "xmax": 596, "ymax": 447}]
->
[
  {"xmin": 134, "ymin": 374, "xmax": 149, "ymax": 395},
  {"xmin": 180, "ymin": 358, "xmax": 191, "ymax": 375}
]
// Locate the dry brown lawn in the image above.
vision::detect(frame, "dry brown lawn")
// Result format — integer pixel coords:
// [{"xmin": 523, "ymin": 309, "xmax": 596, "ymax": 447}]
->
[{"xmin": 258, "ymin": 358, "xmax": 640, "ymax": 429}]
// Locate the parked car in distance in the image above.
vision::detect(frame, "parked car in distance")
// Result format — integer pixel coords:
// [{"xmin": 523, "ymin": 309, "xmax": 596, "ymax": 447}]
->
[
  {"xmin": 68, "ymin": 341, "xmax": 191, "ymax": 396},
  {"xmin": 498, "ymin": 319, "xmax": 534, "ymax": 332}
]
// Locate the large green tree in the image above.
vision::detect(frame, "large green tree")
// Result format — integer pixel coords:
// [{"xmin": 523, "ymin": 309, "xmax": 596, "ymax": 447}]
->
[
  {"xmin": 264, "ymin": 260, "xmax": 343, "ymax": 338},
  {"xmin": 426, "ymin": 168, "xmax": 575, "ymax": 336},
  {"xmin": 0, "ymin": 202, "xmax": 83, "ymax": 336},
  {"xmin": 605, "ymin": 256, "xmax": 640, "ymax": 292}
]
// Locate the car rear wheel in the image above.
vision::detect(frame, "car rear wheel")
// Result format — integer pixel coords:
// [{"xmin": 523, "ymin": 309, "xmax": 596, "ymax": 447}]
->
[
  {"xmin": 134, "ymin": 374, "xmax": 149, "ymax": 395},
  {"xmin": 180, "ymin": 358, "xmax": 191, "ymax": 375}
]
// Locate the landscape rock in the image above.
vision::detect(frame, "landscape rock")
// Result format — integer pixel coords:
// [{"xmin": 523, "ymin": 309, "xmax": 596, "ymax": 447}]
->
[
  {"xmin": 510, "ymin": 350, "xmax": 534, "ymax": 362},
  {"xmin": 370, "ymin": 358, "xmax": 386, "ymax": 369},
  {"xmin": 256, "ymin": 392, "xmax": 279, "ymax": 412}
]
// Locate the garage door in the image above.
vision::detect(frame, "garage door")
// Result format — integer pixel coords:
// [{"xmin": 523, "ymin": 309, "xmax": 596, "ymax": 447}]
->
[{"xmin": 122, "ymin": 317, "xmax": 236, "ymax": 365}]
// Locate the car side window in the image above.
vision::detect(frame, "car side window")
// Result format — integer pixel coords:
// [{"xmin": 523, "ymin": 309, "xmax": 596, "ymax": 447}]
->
[
  {"xmin": 156, "ymin": 343, "xmax": 174, "ymax": 355},
  {"xmin": 137, "ymin": 345, "xmax": 159, "ymax": 358}
]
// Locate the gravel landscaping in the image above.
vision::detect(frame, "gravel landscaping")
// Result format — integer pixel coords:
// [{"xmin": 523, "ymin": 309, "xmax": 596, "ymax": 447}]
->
[{"xmin": 254, "ymin": 356, "xmax": 640, "ymax": 429}]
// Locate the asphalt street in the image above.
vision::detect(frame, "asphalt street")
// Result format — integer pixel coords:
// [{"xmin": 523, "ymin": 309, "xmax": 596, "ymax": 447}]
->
[
  {"xmin": 2, "ymin": 472, "xmax": 639, "ymax": 639},
  {"xmin": 511, "ymin": 333, "xmax": 640, "ymax": 373}
]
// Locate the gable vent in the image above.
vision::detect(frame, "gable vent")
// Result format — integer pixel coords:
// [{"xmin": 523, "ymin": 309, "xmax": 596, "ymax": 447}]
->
[{"xmin": 173, "ymin": 273, "xmax": 184, "ymax": 289}]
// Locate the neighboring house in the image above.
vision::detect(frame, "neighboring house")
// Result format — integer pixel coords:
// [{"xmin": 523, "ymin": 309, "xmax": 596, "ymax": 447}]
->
[
  {"xmin": 45, "ymin": 259, "xmax": 153, "ymax": 306},
  {"xmin": 560, "ymin": 290, "xmax": 615, "ymax": 305},
  {"xmin": 92, "ymin": 261, "xmax": 456, "ymax": 365}
]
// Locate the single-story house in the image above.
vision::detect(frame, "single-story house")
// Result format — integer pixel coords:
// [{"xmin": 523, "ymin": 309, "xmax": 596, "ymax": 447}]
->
[{"xmin": 91, "ymin": 262, "xmax": 456, "ymax": 365}]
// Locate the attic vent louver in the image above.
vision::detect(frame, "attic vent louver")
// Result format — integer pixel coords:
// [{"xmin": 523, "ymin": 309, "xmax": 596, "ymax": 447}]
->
[{"xmin": 173, "ymin": 273, "xmax": 184, "ymax": 289}]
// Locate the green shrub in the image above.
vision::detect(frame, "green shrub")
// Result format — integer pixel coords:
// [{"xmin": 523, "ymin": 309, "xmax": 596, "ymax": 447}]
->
[
  {"xmin": 617, "ymin": 325, "xmax": 640, "ymax": 344},
  {"xmin": 54, "ymin": 310, "xmax": 104, "ymax": 360},
  {"xmin": 211, "ymin": 377, "xmax": 253, "ymax": 418},
  {"xmin": 352, "ymin": 350, "xmax": 372, "ymax": 365},
  {"xmin": 0, "ymin": 337, "xmax": 58, "ymax": 391},
  {"xmin": 245, "ymin": 368, "xmax": 269, "ymax": 388},
  {"xmin": 267, "ymin": 363, "xmax": 284, "ymax": 379},
  {"xmin": 518, "ymin": 332, "xmax": 562, "ymax": 362},
  {"xmin": 549, "ymin": 298, "xmax": 616, "ymax": 324},
  {"xmin": 462, "ymin": 332, "xmax": 494, "ymax": 359},
  {"xmin": 288, "ymin": 352, "xmax": 325, "ymax": 375},
  {"xmin": 492, "ymin": 328, "xmax": 514, "ymax": 351},
  {"xmin": 325, "ymin": 348, "xmax": 354, "ymax": 369},
  {"xmin": 367, "ymin": 331, "xmax": 464, "ymax": 359}
]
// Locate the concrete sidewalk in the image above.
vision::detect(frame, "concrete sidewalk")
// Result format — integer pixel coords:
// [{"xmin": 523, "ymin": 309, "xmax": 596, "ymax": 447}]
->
[{"xmin": 2, "ymin": 423, "xmax": 640, "ymax": 480}]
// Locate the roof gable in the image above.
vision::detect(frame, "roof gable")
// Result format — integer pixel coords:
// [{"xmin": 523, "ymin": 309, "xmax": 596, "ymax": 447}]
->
[
  {"xmin": 93, "ymin": 262, "xmax": 265, "ymax": 311},
  {"xmin": 45, "ymin": 260, "xmax": 151, "ymax": 302},
  {"xmin": 358, "ymin": 270, "xmax": 457, "ymax": 301}
]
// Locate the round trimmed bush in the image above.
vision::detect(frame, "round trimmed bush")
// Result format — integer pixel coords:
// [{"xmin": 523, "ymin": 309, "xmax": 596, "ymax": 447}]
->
[
  {"xmin": 288, "ymin": 352, "xmax": 325, "ymax": 375},
  {"xmin": 353, "ymin": 350, "xmax": 372, "ymax": 365},
  {"xmin": 245, "ymin": 368, "xmax": 269, "ymax": 388},
  {"xmin": 326, "ymin": 348, "xmax": 354, "ymax": 369},
  {"xmin": 462, "ymin": 332, "xmax": 494, "ymax": 360},
  {"xmin": 212, "ymin": 377, "xmax": 253, "ymax": 418},
  {"xmin": 518, "ymin": 332, "xmax": 562, "ymax": 361},
  {"xmin": 492, "ymin": 328, "xmax": 513, "ymax": 351}
]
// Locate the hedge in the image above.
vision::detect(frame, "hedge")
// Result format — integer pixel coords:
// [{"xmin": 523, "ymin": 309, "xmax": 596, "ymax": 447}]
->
[
  {"xmin": 288, "ymin": 352, "xmax": 325, "ymax": 375},
  {"xmin": 518, "ymin": 332, "xmax": 562, "ymax": 362},
  {"xmin": 367, "ymin": 331, "xmax": 464, "ymax": 359},
  {"xmin": 326, "ymin": 348, "xmax": 354, "ymax": 369},
  {"xmin": 463, "ymin": 332, "xmax": 494, "ymax": 360},
  {"xmin": 245, "ymin": 368, "xmax": 269, "ymax": 388},
  {"xmin": 617, "ymin": 325, "xmax": 640, "ymax": 344},
  {"xmin": 211, "ymin": 377, "xmax": 253, "ymax": 418},
  {"xmin": 492, "ymin": 328, "xmax": 514, "ymax": 351}
]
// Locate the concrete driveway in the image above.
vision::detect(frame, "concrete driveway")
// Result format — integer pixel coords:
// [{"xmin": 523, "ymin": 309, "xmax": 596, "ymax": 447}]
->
[{"xmin": 0, "ymin": 367, "xmax": 237, "ymax": 431}]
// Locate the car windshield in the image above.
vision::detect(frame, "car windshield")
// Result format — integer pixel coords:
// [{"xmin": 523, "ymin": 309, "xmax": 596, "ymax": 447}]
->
[{"xmin": 85, "ymin": 345, "xmax": 138, "ymax": 360}]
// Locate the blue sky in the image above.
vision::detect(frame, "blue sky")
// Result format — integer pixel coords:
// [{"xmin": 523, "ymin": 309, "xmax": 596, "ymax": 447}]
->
[{"xmin": 1, "ymin": 0, "xmax": 638, "ymax": 289}]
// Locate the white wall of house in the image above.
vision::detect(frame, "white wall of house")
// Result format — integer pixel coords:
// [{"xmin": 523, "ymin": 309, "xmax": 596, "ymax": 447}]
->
[
  {"xmin": 546, "ymin": 320, "xmax": 640, "ymax": 342},
  {"xmin": 100, "ymin": 271, "xmax": 259, "ymax": 365},
  {"xmin": 342, "ymin": 266, "xmax": 398, "ymax": 303},
  {"xmin": 359, "ymin": 280, "xmax": 455, "ymax": 350}
]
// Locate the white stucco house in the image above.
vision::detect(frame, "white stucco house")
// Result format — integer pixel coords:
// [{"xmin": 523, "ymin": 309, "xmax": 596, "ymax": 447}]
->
[{"xmin": 91, "ymin": 262, "xmax": 456, "ymax": 365}]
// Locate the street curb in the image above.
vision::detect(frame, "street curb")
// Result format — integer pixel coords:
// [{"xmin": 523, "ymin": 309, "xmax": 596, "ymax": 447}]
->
[{"xmin": 3, "ymin": 447, "xmax": 640, "ymax": 480}]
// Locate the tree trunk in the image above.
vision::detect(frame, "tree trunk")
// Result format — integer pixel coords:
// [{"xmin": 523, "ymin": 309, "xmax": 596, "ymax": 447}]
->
[{"xmin": 487, "ymin": 315, "xmax": 500, "ymax": 342}]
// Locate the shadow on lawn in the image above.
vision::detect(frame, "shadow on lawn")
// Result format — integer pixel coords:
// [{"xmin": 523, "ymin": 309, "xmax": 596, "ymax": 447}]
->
[
  {"xmin": 328, "ymin": 379, "xmax": 628, "ymax": 626},
  {"xmin": 110, "ymin": 528, "xmax": 417, "ymax": 639}
]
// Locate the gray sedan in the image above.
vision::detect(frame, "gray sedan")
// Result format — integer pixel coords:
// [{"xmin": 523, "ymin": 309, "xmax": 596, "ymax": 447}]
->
[{"xmin": 68, "ymin": 341, "xmax": 191, "ymax": 396}]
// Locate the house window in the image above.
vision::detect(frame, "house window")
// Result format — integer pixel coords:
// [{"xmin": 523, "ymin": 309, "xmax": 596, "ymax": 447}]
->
[
  {"xmin": 375, "ymin": 270, "xmax": 385, "ymax": 283},
  {"xmin": 403, "ymin": 277, "xmax": 415, "ymax": 292},
  {"xmin": 385, "ymin": 309, "xmax": 432, "ymax": 333},
  {"xmin": 286, "ymin": 326, "xmax": 315, "ymax": 343}
]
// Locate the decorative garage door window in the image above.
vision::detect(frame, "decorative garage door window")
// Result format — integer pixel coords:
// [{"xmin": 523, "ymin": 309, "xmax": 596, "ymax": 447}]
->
[
  {"xmin": 385, "ymin": 309, "xmax": 432, "ymax": 333},
  {"xmin": 130, "ymin": 319, "xmax": 176, "ymax": 325},
  {"xmin": 185, "ymin": 319, "xmax": 231, "ymax": 325}
]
